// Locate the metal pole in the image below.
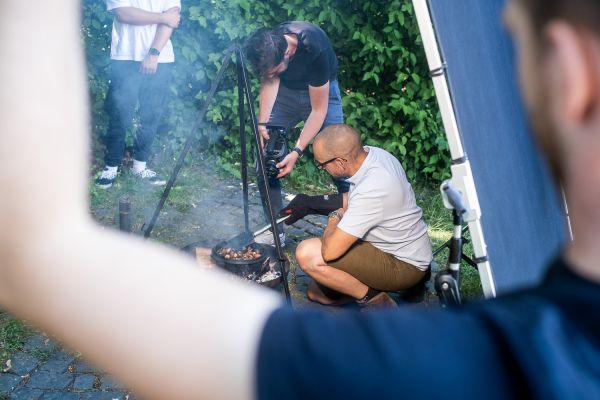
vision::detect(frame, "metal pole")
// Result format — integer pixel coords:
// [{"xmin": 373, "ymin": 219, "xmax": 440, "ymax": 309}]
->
[
  {"xmin": 119, "ymin": 197, "xmax": 132, "ymax": 233},
  {"xmin": 237, "ymin": 46, "xmax": 250, "ymax": 235},
  {"xmin": 143, "ymin": 45, "xmax": 237, "ymax": 238},
  {"xmin": 237, "ymin": 46, "xmax": 292, "ymax": 304}
]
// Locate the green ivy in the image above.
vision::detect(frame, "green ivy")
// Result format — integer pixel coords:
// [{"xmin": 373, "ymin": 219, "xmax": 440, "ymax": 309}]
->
[{"xmin": 82, "ymin": 0, "xmax": 449, "ymax": 182}]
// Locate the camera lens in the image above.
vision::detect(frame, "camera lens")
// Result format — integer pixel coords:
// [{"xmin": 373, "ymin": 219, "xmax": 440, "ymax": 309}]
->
[{"xmin": 265, "ymin": 159, "xmax": 279, "ymax": 177}]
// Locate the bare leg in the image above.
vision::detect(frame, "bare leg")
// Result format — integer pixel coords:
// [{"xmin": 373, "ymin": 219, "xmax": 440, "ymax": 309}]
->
[
  {"xmin": 296, "ymin": 238, "xmax": 369, "ymax": 303},
  {"xmin": 306, "ymin": 280, "xmax": 354, "ymax": 306}
]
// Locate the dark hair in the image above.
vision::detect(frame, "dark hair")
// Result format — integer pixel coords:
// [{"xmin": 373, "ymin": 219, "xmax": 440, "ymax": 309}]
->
[
  {"xmin": 519, "ymin": 0, "xmax": 600, "ymax": 37},
  {"xmin": 244, "ymin": 27, "xmax": 288, "ymax": 80}
]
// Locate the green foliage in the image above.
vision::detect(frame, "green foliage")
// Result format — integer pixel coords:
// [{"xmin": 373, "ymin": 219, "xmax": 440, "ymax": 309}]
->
[
  {"xmin": 82, "ymin": 0, "xmax": 449, "ymax": 181},
  {"xmin": 0, "ymin": 313, "xmax": 33, "ymax": 366}
]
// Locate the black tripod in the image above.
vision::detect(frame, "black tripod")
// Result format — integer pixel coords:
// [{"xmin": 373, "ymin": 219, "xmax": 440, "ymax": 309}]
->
[{"xmin": 142, "ymin": 43, "xmax": 291, "ymax": 304}]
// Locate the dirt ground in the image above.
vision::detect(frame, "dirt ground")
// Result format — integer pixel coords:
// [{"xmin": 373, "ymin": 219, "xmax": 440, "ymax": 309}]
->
[{"xmin": 89, "ymin": 156, "xmax": 439, "ymax": 309}]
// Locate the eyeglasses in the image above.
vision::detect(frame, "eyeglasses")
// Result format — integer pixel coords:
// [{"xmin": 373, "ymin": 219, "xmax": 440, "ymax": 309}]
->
[{"xmin": 314, "ymin": 157, "xmax": 338, "ymax": 170}]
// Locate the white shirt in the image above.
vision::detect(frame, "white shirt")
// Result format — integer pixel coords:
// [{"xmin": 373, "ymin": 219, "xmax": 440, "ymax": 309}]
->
[
  {"xmin": 107, "ymin": 0, "xmax": 181, "ymax": 63},
  {"xmin": 338, "ymin": 146, "xmax": 433, "ymax": 270}
]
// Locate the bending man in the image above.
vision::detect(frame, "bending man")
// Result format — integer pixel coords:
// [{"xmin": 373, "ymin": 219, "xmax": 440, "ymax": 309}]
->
[{"xmin": 245, "ymin": 21, "xmax": 345, "ymax": 245}]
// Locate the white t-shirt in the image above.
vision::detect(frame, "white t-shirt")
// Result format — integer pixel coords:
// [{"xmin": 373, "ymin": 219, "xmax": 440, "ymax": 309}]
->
[
  {"xmin": 107, "ymin": 0, "xmax": 181, "ymax": 63},
  {"xmin": 338, "ymin": 146, "xmax": 433, "ymax": 270}
]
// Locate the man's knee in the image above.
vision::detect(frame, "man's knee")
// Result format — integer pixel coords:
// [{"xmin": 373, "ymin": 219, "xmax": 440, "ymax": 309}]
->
[{"xmin": 295, "ymin": 238, "xmax": 322, "ymax": 272}]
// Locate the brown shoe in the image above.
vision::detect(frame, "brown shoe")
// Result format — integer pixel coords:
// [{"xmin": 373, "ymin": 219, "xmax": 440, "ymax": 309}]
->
[{"xmin": 359, "ymin": 292, "xmax": 398, "ymax": 311}]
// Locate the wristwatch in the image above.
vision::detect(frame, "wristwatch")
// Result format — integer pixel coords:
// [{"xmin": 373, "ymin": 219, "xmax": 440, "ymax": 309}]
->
[
  {"xmin": 292, "ymin": 146, "xmax": 304, "ymax": 158},
  {"xmin": 328, "ymin": 210, "xmax": 343, "ymax": 221},
  {"xmin": 148, "ymin": 47, "xmax": 160, "ymax": 56}
]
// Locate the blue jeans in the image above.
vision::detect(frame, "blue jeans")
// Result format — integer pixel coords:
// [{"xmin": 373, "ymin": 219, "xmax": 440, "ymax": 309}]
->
[
  {"xmin": 257, "ymin": 80, "xmax": 347, "ymax": 227},
  {"xmin": 104, "ymin": 60, "xmax": 173, "ymax": 167}
]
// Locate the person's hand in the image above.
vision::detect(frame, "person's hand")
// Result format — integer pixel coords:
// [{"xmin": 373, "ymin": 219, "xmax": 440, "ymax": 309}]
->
[
  {"xmin": 258, "ymin": 125, "xmax": 269, "ymax": 149},
  {"xmin": 276, "ymin": 151, "xmax": 299, "ymax": 178},
  {"xmin": 278, "ymin": 194, "xmax": 312, "ymax": 225},
  {"xmin": 161, "ymin": 7, "xmax": 181, "ymax": 28},
  {"xmin": 140, "ymin": 54, "xmax": 159, "ymax": 74}
]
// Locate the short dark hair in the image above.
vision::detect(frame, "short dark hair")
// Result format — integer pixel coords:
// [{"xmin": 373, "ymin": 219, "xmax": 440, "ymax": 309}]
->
[
  {"xmin": 244, "ymin": 27, "xmax": 288, "ymax": 80},
  {"xmin": 518, "ymin": 0, "xmax": 600, "ymax": 37}
]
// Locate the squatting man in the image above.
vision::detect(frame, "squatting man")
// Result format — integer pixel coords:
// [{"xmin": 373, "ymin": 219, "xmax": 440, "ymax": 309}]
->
[{"xmin": 280, "ymin": 124, "xmax": 433, "ymax": 308}]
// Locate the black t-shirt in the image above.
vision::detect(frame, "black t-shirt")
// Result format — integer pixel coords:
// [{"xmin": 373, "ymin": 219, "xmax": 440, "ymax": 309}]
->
[
  {"xmin": 256, "ymin": 257, "xmax": 600, "ymax": 399},
  {"xmin": 276, "ymin": 21, "xmax": 338, "ymax": 90}
]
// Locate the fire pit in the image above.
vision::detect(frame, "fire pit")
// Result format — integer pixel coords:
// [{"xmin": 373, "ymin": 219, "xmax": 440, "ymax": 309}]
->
[
  {"xmin": 210, "ymin": 241, "xmax": 269, "ymax": 277},
  {"xmin": 183, "ymin": 241, "xmax": 289, "ymax": 288}
]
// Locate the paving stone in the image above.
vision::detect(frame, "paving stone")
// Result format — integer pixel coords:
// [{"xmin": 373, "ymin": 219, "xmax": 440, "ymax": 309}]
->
[
  {"xmin": 40, "ymin": 359, "xmax": 73, "ymax": 374},
  {"xmin": 41, "ymin": 392, "xmax": 80, "ymax": 400},
  {"xmin": 48, "ymin": 352, "xmax": 76, "ymax": 363},
  {"xmin": 286, "ymin": 227, "xmax": 306, "ymax": 238},
  {"xmin": 305, "ymin": 215, "xmax": 327, "ymax": 226},
  {"xmin": 0, "ymin": 373, "xmax": 22, "ymax": 395},
  {"xmin": 295, "ymin": 269, "xmax": 309, "ymax": 278},
  {"xmin": 100, "ymin": 376, "xmax": 123, "ymax": 390},
  {"xmin": 305, "ymin": 226, "xmax": 324, "ymax": 237},
  {"xmin": 80, "ymin": 391, "xmax": 126, "ymax": 400},
  {"xmin": 73, "ymin": 374, "xmax": 96, "ymax": 390},
  {"xmin": 7, "ymin": 352, "xmax": 39, "ymax": 375},
  {"xmin": 9, "ymin": 387, "xmax": 43, "ymax": 400},
  {"xmin": 26, "ymin": 371, "xmax": 73, "ymax": 390},
  {"xmin": 72, "ymin": 360, "xmax": 102, "ymax": 375},
  {"xmin": 220, "ymin": 197, "xmax": 243, "ymax": 207},
  {"xmin": 23, "ymin": 335, "xmax": 59, "ymax": 353},
  {"xmin": 293, "ymin": 219, "xmax": 313, "ymax": 231}
]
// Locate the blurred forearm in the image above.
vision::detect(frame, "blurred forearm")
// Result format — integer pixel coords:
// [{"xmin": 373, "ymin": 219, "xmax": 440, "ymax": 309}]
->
[
  {"xmin": 113, "ymin": 7, "xmax": 166, "ymax": 25},
  {"xmin": 0, "ymin": 2, "xmax": 280, "ymax": 399}
]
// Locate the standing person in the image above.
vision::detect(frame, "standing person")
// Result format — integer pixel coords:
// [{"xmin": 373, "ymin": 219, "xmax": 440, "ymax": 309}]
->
[
  {"xmin": 281, "ymin": 124, "xmax": 432, "ymax": 308},
  {"xmin": 95, "ymin": 0, "xmax": 181, "ymax": 189},
  {"xmin": 245, "ymin": 21, "xmax": 345, "ymax": 244},
  {"xmin": 2, "ymin": 0, "xmax": 600, "ymax": 399}
]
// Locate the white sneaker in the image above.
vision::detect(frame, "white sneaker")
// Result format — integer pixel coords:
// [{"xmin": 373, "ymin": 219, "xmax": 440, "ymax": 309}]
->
[
  {"xmin": 255, "ymin": 231, "xmax": 286, "ymax": 247},
  {"xmin": 133, "ymin": 168, "xmax": 166, "ymax": 186},
  {"xmin": 95, "ymin": 167, "xmax": 118, "ymax": 189}
]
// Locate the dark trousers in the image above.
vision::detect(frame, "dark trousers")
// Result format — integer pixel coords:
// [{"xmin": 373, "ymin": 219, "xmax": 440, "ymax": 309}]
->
[
  {"xmin": 104, "ymin": 60, "xmax": 173, "ymax": 167},
  {"xmin": 257, "ymin": 80, "xmax": 347, "ymax": 226}
]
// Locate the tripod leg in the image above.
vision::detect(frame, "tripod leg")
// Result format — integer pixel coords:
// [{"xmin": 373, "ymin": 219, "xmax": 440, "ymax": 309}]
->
[
  {"xmin": 237, "ymin": 51, "xmax": 250, "ymax": 234},
  {"xmin": 237, "ymin": 46, "xmax": 292, "ymax": 304}
]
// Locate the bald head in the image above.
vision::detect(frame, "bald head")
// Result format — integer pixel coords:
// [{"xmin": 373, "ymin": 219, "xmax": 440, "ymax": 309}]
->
[{"xmin": 314, "ymin": 124, "xmax": 363, "ymax": 160}]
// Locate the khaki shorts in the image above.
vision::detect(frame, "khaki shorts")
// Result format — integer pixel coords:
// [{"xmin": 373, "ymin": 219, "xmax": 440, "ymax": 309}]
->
[{"xmin": 326, "ymin": 240, "xmax": 426, "ymax": 292}]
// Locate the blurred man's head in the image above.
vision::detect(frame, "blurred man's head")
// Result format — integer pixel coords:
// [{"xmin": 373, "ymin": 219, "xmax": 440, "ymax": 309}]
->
[
  {"xmin": 313, "ymin": 124, "xmax": 365, "ymax": 179},
  {"xmin": 506, "ymin": 0, "xmax": 600, "ymax": 235},
  {"xmin": 505, "ymin": 0, "xmax": 600, "ymax": 188},
  {"xmin": 245, "ymin": 28, "xmax": 290, "ymax": 81}
]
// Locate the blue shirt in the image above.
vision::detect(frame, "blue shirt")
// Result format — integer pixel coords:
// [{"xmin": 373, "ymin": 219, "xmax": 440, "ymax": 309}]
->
[{"xmin": 257, "ymin": 258, "xmax": 600, "ymax": 399}]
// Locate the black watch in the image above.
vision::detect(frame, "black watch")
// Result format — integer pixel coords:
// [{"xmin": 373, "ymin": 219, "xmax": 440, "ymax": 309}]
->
[
  {"xmin": 292, "ymin": 146, "xmax": 304, "ymax": 158},
  {"xmin": 148, "ymin": 47, "xmax": 160, "ymax": 56}
]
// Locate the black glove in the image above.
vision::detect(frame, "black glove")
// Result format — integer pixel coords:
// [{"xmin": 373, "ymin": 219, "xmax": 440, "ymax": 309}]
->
[{"xmin": 279, "ymin": 193, "xmax": 343, "ymax": 225}]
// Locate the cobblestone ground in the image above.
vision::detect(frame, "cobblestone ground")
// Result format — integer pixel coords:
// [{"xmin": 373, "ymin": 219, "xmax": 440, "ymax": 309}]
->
[{"xmin": 1, "ymin": 164, "xmax": 436, "ymax": 399}]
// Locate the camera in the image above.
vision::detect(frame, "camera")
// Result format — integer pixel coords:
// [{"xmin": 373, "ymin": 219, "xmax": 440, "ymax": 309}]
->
[{"xmin": 263, "ymin": 125, "xmax": 289, "ymax": 178}]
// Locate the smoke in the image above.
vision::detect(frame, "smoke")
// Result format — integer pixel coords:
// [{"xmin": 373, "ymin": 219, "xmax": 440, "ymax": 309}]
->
[{"xmin": 84, "ymin": 1, "xmax": 276, "ymax": 251}]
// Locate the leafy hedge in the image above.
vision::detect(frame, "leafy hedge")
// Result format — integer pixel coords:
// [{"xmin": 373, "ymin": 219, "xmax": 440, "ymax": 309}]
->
[{"xmin": 82, "ymin": 0, "xmax": 449, "ymax": 182}]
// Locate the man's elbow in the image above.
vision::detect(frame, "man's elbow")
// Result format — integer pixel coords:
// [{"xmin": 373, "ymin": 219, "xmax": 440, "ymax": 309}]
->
[
  {"xmin": 321, "ymin": 244, "xmax": 340, "ymax": 263},
  {"xmin": 113, "ymin": 8, "xmax": 129, "ymax": 23}
]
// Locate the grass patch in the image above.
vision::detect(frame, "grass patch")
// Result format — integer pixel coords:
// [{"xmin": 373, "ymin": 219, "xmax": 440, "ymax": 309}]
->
[{"xmin": 0, "ymin": 312, "xmax": 34, "ymax": 367}]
